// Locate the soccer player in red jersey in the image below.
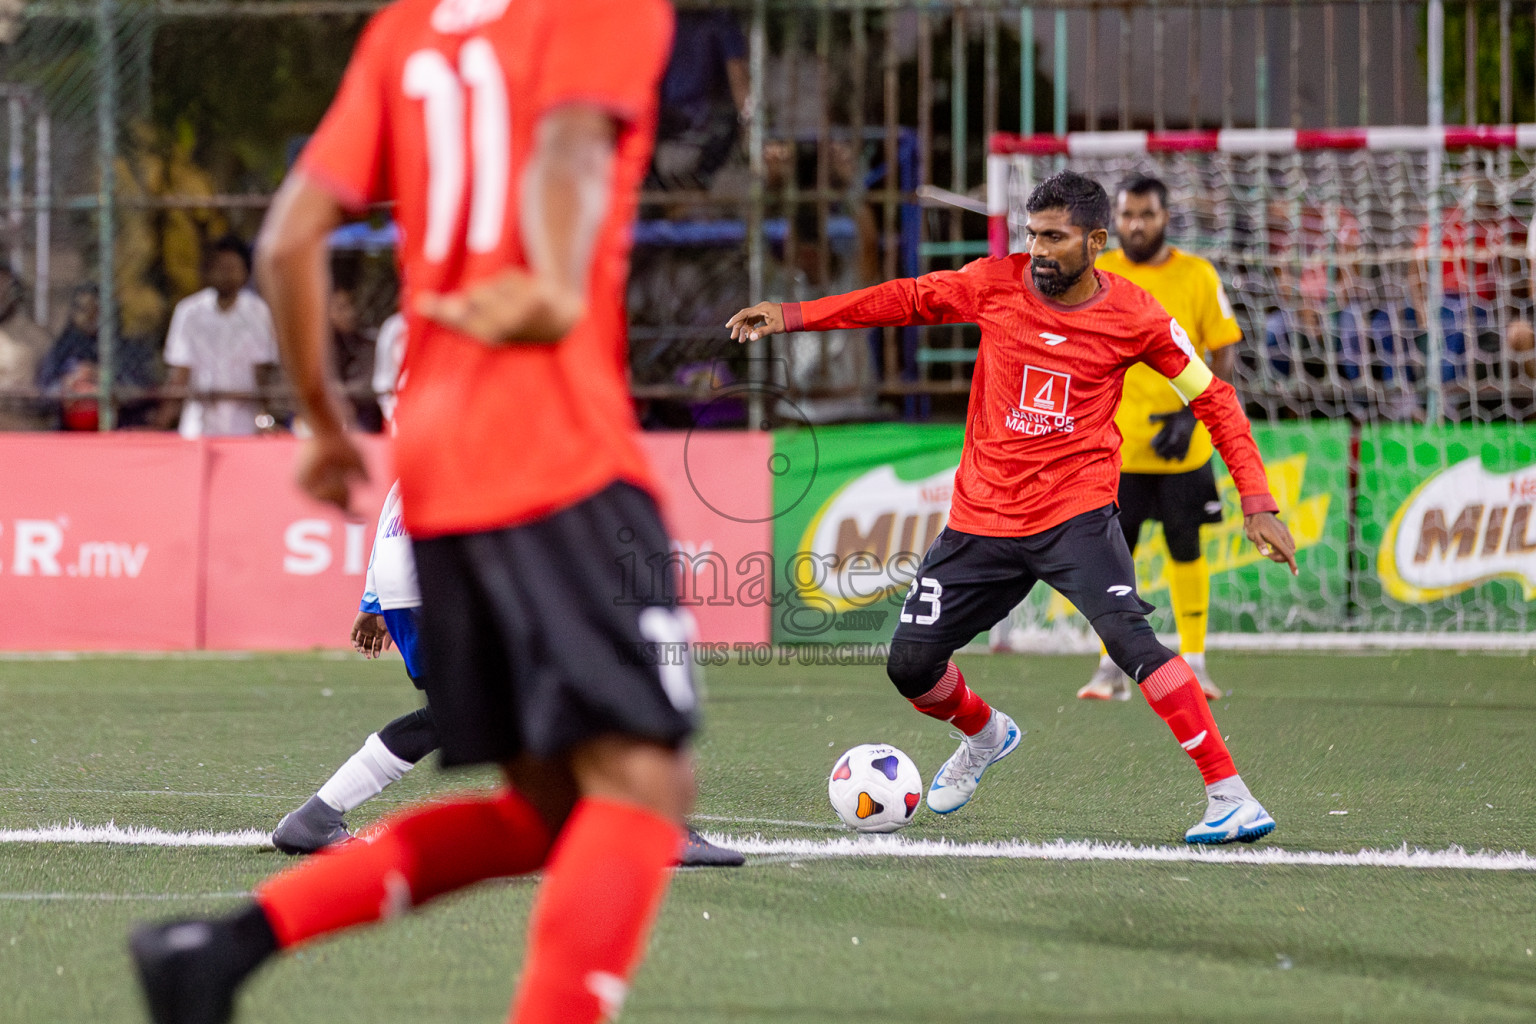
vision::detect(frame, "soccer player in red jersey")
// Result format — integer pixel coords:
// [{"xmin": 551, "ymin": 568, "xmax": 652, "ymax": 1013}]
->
[
  {"xmin": 728, "ymin": 171, "xmax": 1298, "ymax": 844},
  {"xmin": 128, "ymin": 1, "xmax": 701, "ymax": 1022}
]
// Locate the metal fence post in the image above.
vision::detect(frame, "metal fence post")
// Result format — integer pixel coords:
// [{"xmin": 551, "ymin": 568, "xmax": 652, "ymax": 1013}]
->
[
  {"xmin": 95, "ymin": 0, "xmax": 118, "ymax": 431},
  {"xmin": 746, "ymin": 0, "xmax": 766, "ymax": 430},
  {"xmin": 1426, "ymin": 0, "xmax": 1446, "ymax": 425}
]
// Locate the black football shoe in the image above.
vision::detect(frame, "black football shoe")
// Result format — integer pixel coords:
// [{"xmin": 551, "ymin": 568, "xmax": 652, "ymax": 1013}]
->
[
  {"xmin": 271, "ymin": 795, "xmax": 352, "ymax": 855},
  {"xmin": 128, "ymin": 906, "xmax": 277, "ymax": 1024},
  {"xmin": 679, "ymin": 827, "xmax": 745, "ymax": 867}
]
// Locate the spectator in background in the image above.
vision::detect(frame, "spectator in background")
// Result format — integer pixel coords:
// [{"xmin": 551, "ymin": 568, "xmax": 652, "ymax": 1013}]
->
[
  {"xmin": 650, "ymin": 10, "xmax": 748, "ymax": 192},
  {"xmin": 1505, "ymin": 216, "xmax": 1536, "ymax": 382},
  {"xmin": 0, "ymin": 263, "xmax": 51, "ymax": 429},
  {"xmin": 36, "ymin": 283, "xmax": 159, "ymax": 430},
  {"xmin": 156, "ymin": 234, "xmax": 280, "ymax": 437},
  {"xmin": 1405, "ymin": 198, "xmax": 1515, "ymax": 385},
  {"xmin": 329, "ymin": 287, "xmax": 382, "ymax": 432}
]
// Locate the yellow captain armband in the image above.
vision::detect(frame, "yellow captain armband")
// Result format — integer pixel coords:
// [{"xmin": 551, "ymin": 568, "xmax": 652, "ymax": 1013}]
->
[{"xmin": 1169, "ymin": 357, "xmax": 1214, "ymax": 402}]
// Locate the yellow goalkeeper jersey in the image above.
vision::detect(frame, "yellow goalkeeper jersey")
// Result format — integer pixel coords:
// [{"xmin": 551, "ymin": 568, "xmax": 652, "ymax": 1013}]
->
[{"xmin": 1096, "ymin": 247, "xmax": 1242, "ymax": 474}]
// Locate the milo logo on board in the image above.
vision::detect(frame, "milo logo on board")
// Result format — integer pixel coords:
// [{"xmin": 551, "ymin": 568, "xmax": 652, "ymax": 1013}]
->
[
  {"xmin": 1379, "ymin": 457, "xmax": 1536, "ymax": 603},
  {"xmin": 796, "ymin": 464, "xmax": 958, "ymax": 612}
]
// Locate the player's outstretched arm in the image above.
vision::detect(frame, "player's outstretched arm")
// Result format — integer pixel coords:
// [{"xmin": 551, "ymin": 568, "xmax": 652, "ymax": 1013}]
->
[
  {"xmin": 256, "ymin": 173, "xmax": 368, "ymax": 515},
  {"xmin": 417, "ymin": 107, "xmax": 616, "ymax": 344},
  {"xmin": 726, "ymin": 267, "xmax": 984, "ymax": 343}
]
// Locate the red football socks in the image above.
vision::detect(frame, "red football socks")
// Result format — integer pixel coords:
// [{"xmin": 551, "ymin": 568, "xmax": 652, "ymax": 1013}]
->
[
  {"xmin": 256, "ymin": 788, "xmax": 552, "ymax": 948},
  {"xmin": 509, "ymin": 797, "xmax": 682, "ymax": 1024},
  {"xmin": 910, "ymin": 662, "xmax": 994, "ymax": 736},
  {"xmin": 1140, "ymin": 657, "xmax": 1237, "ymax": 785}
]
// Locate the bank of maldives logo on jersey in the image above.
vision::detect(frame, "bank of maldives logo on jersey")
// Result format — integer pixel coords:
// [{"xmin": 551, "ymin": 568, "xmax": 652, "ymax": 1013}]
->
[{"xmin": 1007, "ymin": 364, "xmax": 1075, "ymax": 435}]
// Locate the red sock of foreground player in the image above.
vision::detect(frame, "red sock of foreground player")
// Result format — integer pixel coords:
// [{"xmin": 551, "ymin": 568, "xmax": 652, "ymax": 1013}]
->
[
  {"xmin": 909, "ymin": 662, "xmax": 994, "ymax": 737},
  {"xmin": 509, "ymin": 797, "xmax": 682, "ymax": 1024},
  {"xmin": 257, "ymin": 789, "xmax": 552, "ymax": 948},
  {"xmin": 1140, "ymin": 657, "xmax": 1237, "ymax": 785}
]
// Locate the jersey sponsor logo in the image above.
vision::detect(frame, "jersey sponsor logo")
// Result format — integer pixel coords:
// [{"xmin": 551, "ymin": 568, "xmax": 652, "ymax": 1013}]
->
[
  {"xmin": 1006, "ymin": 365, "xmax": 1075, "ymax": 436},
  {"xmin": 1019, "ymin": 365, "xmax": 1070, "ymax": 414},
  {"xmin": 1040, "ymin": 331, "xmax": 1068, "ymax": 346},
  {"xmin": 1378, "ymin": 457, "xmax": 1536, "ymax": 602},
  {"xmin": 1169, "ymin": 318, "xmax": 1197, "ymax": 360}
]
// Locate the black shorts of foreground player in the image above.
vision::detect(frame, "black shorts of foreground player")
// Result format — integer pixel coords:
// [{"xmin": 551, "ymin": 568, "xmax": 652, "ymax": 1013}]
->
[{"xmin": 728, "ymin": 169, "xmax": 1299, "ymax": 845}]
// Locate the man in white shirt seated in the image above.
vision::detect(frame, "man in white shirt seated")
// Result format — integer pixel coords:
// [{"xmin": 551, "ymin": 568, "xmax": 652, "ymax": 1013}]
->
[{"xmin": 157, "ymin": 234, "xmax": 281, "ymax": 436}]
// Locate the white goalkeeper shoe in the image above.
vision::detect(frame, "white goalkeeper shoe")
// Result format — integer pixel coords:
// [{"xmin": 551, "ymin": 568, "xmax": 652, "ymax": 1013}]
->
[
  {"xmin": 1185, "ymin": 653, "xmax": 1224, "ymax": 701},
  {"xmin": 1184, "ymin": 793, "xmax": 1276, "ymax": 845},
  {"xmin": 1077, "ymin": 659, "xmax": 1131, "ymax": 701},
  {"xmin": 926, "ymin": 711, "xmax": 1023, "ymax": 814}
]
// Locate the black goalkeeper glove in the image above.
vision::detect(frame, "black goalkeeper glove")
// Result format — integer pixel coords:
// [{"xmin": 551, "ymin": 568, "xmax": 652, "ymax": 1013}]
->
[{"xmin": 1149, "ymin": 407, "xmax": 1198, "ymax": 462}]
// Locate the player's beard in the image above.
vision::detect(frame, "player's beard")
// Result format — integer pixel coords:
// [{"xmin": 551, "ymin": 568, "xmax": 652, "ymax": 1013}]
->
[
  {"xmin": 1031, "ymin": 239, "xmax": 1090, "ymax": 297},
  {"xmin": 1120, "ymin": 226, "xmax": 1166, "ymax": 264}
]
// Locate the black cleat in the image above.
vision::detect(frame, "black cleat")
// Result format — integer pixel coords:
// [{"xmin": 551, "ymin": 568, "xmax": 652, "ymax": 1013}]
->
[
  {"xmin": 679, "ymin": 827, "xmax": 745, "ymax": 867},
  {"xmin": 128, "ymin": 908, "xmax": 274, "ymax": 1024},
  {"xmin": 271, "ymin": 795, "xmax": 352, "ymax": 855}
]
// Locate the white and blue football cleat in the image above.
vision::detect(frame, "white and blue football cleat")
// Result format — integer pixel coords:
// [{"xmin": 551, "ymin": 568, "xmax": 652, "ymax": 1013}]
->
[
  {"xmin": 926, "ymin": 711, "xmax": 1023, "ymax": 814},
  {"xmin": 1184, "ymin": 794, "xmax": 1276, "ymax": 845}
]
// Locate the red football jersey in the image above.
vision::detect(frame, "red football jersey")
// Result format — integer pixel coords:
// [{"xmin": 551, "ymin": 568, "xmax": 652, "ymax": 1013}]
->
[
  {"xmin": 784, "ymin": 255, "xmax": 1277, "ymax": 537},
  {"xmin": 299, "ymin": 0, "xmax": 672, "ymax": 538}
]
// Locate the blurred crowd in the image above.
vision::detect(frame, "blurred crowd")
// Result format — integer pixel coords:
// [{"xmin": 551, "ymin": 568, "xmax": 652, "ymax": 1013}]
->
[{"xmin": 1, "ymin": 5, "xmax": 1532, "ymax": 433}]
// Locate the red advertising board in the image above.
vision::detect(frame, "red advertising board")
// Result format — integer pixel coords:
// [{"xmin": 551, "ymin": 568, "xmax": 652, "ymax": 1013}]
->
[
  {"xmin": 0, "ymin": 435, "xmax": 203, "ymax": 649},
  {"xmin": 640, "ymin": 431, "xmax": 773, "ymax": 645},
  {"xmin": 0, "ymin": 431, "xmax": 772, "ymax": 650},
  {"xmin": 201, "ymin": 436, "xmax": 394, "ymax": 650}
]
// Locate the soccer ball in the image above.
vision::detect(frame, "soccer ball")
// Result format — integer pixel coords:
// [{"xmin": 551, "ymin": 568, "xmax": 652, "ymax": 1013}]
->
[{"xmin": 828, "ymin": 743, "xmax": 923, "ymax": 833}]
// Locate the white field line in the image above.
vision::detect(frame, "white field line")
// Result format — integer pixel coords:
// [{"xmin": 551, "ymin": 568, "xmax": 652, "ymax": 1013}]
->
[
  {"xmin": 5, "ymin": 822, "xmax": 1536, "ymax": 873},
  {"xmin": 0, "ymin": 892, "xmax": 251, "ymax": 901},
  {"xmin": 0, "ymin": 823, "xmax": 273, "ymax": 847},
  {"xmin": 697, "ymin": 833, "xmax": 1536, "ymax": 871}
]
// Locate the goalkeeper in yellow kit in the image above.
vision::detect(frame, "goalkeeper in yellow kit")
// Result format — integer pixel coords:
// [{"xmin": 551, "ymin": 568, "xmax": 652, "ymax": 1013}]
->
[{"xmin": 1080, "ymin": 176, "xmax": 1241, "ymax": 702}]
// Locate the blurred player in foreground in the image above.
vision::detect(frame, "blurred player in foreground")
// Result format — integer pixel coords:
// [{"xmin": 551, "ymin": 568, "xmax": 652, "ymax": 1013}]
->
[
  {"xmin": 729, "ymin": 171, "xmax": 1296, "ymax": 845},
  {"xmin": 129, "ymin": 1, "xmax": 699, "ymax": 1022},
  {"xmin": 1077, "ymin": 175, "xmax": 1242, "ymax": 702},
  {"xmin": 272, "ymin": 480, "xmax": 740, "ymax": 866}
]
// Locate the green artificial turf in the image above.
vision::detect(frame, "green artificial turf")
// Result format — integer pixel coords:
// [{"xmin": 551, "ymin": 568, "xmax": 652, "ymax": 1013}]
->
[{"xmin": 2, "ymin": 650, "xmax": 1535, "ymax": 1022}]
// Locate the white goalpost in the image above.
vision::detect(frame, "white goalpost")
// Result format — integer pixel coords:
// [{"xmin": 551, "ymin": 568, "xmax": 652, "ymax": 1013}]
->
[{"xmin": 985, "ymin": 126, "xmax": 1536, "ymax": 652}]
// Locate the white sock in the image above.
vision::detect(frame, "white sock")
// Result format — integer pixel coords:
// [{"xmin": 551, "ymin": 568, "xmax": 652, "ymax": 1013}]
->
[
  {"xmin": 1205, "ymin": 774, "xmax": 1253, "ymax": 803},
  {"xmin": 1185, "ymin": 651, "xmax": 1207, "ymax": 672},
  {"xmin": 316, "ymin": 732, "xmax": 416, "ymax": 813},
  {"xmin": 1097, "ymin": 653, "xmax": 1116, "ymax": 670},
  {"xmin": 968, "ymin": 709, "xmax": 1007, "ymax": 748}
]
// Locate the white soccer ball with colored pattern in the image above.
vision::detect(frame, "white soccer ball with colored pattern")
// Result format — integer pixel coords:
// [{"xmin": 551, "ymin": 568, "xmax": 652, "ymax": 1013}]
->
[{"xmin": 828, "ymin": 743, "xmax": 923, "ymax": 833}]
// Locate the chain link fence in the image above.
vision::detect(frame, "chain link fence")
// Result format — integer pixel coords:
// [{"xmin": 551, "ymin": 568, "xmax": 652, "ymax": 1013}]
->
[{"xmin": 0, "ymin": 0, "xmax": 1529, "ymax": 431}]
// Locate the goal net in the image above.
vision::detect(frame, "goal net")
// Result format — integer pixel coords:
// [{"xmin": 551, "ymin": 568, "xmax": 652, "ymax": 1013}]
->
[{"xmin": 984, "ymin": 127, "xmax": 1536, "ymax": 650}]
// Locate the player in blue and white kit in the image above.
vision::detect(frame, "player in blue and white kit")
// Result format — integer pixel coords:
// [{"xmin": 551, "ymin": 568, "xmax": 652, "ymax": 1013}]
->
[
  {"xmin": 272, "ymin": 482, "xmax": 743, "ymax": 866},
  {"xmin": 271, "ymin": 481, "xmax": 437, "ymax": 854}
]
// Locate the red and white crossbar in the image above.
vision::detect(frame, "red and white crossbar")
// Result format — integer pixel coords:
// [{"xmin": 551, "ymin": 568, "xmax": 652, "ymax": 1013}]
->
[{"xmin": 985, "ymin": 124, "xmax": 1536, "ymax": 256}]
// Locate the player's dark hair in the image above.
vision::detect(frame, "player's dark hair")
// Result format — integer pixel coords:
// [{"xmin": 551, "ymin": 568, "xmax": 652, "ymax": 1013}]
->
[
  {"xmin": 208, "ymin": 233, "xmax": 252, "ymax": 274},
  {"xmin": 1025, "ymin": 171, "xmax": 1111, "ymax": 232},
  {"xmin": 1117, "ymin": 174, "xmax": 1169, "ymax": 210}
]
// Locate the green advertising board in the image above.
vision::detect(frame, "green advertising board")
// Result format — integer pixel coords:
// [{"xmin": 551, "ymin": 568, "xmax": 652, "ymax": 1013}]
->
[
  {"xmin": 1356, "ymin": 424, "xmax": 1536, "ymax": 632},
  {"xmin": 771, "ymin": 421, "xmax": 1354, "ymax": 644}
]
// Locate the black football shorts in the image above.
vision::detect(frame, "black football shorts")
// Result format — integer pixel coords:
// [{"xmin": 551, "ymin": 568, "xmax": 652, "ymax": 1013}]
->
[
  {"xmin": 892, "ymin": 503, "xmax": 1157, "ymax": 653},
  {"xmin": 1117, "ymin": 461, "xmax": 1224, "ymax": 561},
  {"xmin": 412, "ymin": 481, "xmax": 698, "ymax": 767}
]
